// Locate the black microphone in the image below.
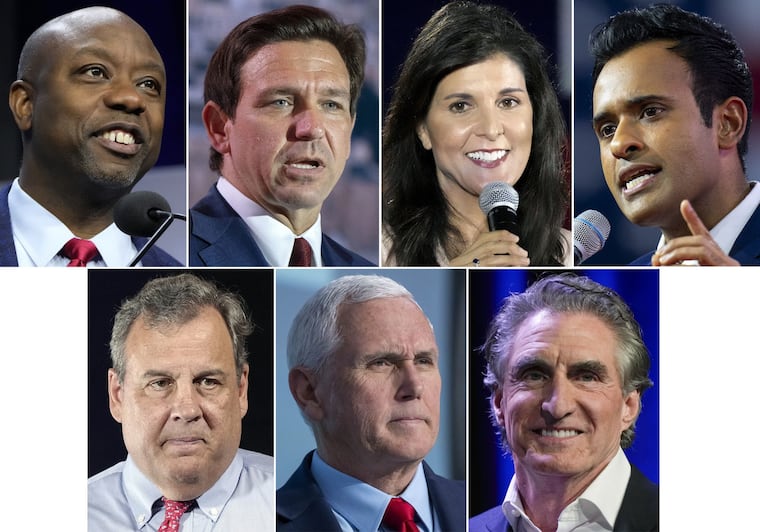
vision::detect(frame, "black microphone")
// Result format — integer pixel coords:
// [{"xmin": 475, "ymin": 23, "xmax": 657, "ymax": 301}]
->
[
  {"xmin": 479, "ymin": 181, "xmax": 519, "ymax": 234},
  {"xmin": 113, "ymin": 190, "xmax": 186, "ymax": 266},
  {"xmin": 573, "ymin": 210, "xmax": 611, "ymax": 264}
]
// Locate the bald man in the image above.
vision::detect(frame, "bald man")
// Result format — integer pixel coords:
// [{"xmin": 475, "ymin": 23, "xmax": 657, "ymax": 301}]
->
[{"xmin": 0, "ymin": 6, "xmax": 181, "ymax": 267}]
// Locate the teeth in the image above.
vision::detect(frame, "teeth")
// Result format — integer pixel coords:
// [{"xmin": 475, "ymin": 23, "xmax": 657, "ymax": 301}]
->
[
  {"xmin": 624, "ymin": 173, "xmax": 654, "ymax": 190},
  {"xmin": 291, "ymin": 162, "xmax": 318, "ymax": 169},
  {"xmin": 541, "ymin": 429, "xmax": 580, "ymax": 438},
  {"xmin": 102, "ymin": 130, "xmax": 135, "ymax": 145},
  {"xmin": 467, "ymin": 150, "xmax": 506, "ymax": 162}
]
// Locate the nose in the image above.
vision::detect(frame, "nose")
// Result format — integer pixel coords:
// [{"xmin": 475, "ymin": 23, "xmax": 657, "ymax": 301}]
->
[
  {"xmin": 541, "ymin": 375, "xmax": 575, "ymax": 422},
  {"xmin": 395, "ymin": 361, "xmax": 424, "ymax": 401},
  {"xmin": 609, "ymin": 118, "xmax": 643, "ymax": 159},
  {"xmin": 171, "ymin": 381, "xmax": 202, "ymax": 422},
  {"xmin": 475, "ymin": 108, "xmax": 504, "ymax": 141},
  {"xmin": 293, "ymin": 108, "xmax": 325, "ymax": 140},
  {"xmin": 103, "ymin": 79, "xmax": 147, "ymax": 115}
]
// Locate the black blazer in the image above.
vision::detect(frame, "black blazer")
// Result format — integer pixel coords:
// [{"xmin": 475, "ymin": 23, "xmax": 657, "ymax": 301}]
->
[
  {"xmin": 469, "ymin": 465, "xmax": 658, "ymax": 532},
  {"xmin": 277, "ymin": 451, "xmax": 466, "ymax": 531}
]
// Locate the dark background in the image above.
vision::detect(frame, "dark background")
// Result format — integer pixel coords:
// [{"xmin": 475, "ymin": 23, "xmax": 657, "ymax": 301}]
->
[{"xmin": 88, "ymin": 269, "xmax": 274, "ymax": 477}]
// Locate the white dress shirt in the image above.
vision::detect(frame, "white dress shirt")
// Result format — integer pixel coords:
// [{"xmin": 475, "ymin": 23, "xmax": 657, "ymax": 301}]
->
[
  {"xmin": 502, "ymin": 447, "xmax": 631, "ymax": 532},
  {"xmin": 8, "ymin": 178, "xmax": 138, "ymax": 267},
  {"xmin": 216, "ymin": 176, "xmax": 323, "ymax": 266}
]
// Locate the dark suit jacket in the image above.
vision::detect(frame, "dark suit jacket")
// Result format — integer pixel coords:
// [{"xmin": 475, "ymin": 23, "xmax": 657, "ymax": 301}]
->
[
  {"xmin": 0, "ymin": 182, "xmax": 181, "ymax": 267},
  {"xmin": 277, "ymin": 451, "xmax": 465, "ymax": 531},
  {"xmin": 189, "ymin": 185, "xmax": 375, "ymax": 267},
  {"xmin": 631, "ymin": 203, "xmax": 760, "ymax": 265},
  {"xmin": 469, "ymin": 465, "xmax": 658, "ymax": 532}
]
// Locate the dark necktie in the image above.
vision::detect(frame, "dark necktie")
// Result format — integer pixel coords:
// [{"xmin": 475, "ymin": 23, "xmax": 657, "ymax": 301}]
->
[
  {"xmin": 60, "ymin": 238, "xmax": 99, "ymax": 267},
  {"xmin": 382, "ymin": 497, "xmax": 420, "ymax": 532},
  {"xmin": 289, "ymin": 237, "xmax": 313, "ymax": 266},
  {"xmin": 158, "ymin": 498, "xmax": 193, "ymax": 532}
]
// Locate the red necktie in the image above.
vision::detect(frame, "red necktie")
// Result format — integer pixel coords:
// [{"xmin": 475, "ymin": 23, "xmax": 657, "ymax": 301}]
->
[
  {"xmin": 382, "ymin": 497, "xmax": 420, "ymax": 532},
  {"xmin": 289, "ymin": 237, "xmax": 313, "ymax": 266},
  {"xmin": 61, "ymin": 238, "xmax": 99, "ymax": 267},
  {"xmin": 158, "ymin": 498, "xmax": 193, "ymax": 532}
]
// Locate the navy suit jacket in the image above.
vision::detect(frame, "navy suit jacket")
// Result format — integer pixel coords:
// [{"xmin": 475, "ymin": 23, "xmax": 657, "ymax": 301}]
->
[
  {"xmin": 0, "ymin": 182, "xmax": 181, "ymax": 267},
  {"xmin": 189, "ymin": 185, "xmax": 375, "ymax": 267},
  {"xmin": 631, "ymin": 203, "xmax": 760, "ymax": 265},
  {"xmin": 277, "ymin": 451, "xmax": 466, "ymax": 531},
  {"xmin": 469, "ymin": 466, "xmax": 658, "ymax": 532}
]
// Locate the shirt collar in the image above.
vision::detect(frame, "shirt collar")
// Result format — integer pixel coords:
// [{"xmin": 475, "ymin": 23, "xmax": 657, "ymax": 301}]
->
[
  {"xmin": 656, "ymin": 180, "xmax": 760, "ymax": 255},
  {"xmin": 216, "ymin": 176, "xmax": 323, "ymax": 266},
  {"xmin": 122, "ymin": 451, "xmax": 244, "ymax": 529},
  {"xmin": 502, "ymin": 448, "xmax": 631, "ymax": 531},
  {"xmin": 311, "ymin": 451, "xmax": 434, "ymax": 532},
  {"xmin": 8, "ymin": 177, "xmax": 137, "ymax": 266}
]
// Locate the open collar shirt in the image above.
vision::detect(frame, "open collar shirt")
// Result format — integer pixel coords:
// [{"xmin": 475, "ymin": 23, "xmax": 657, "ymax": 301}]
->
[{"xmin": 88, "ymin": 449, "xmax": 274, "ymax": 531}]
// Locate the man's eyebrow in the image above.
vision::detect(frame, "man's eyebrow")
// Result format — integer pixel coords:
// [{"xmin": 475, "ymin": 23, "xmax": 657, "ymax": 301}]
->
[
  {"xmin": 509, "ymin": 355, "xmax": 552, "ymax": 377},
  {"xmin": 567, "ymin": 360, "xmax": 610, "ymax": 378}
]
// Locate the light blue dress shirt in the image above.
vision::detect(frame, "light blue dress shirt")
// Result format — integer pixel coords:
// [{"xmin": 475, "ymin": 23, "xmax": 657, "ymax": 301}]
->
[
  {"xmin": 88, "ymin": 449, "xmax": 274, "ymax": 531},
  {"xmin": 310, "ymin": 451, "xmax": 437, "ymax": 532}
]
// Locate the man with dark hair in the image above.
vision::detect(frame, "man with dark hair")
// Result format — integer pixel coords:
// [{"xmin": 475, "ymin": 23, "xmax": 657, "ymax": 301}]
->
[
  {"xmin": 189, "ymin": 5, "xmax": 374, "ymax": 267},
  {"xmin": 0, "ymin": 6, "xmax": 181, "ymax": 267},
  {"xmin": 88, "ymin": 273, "xmax": 274, "ymax": 529},
  {"xmin": 470, "ymin": 273, "xmax": 658, "ymax": 532},
  {"xmin": 590, "ymin": 3, "xmax": 760, "ymax": 265}
]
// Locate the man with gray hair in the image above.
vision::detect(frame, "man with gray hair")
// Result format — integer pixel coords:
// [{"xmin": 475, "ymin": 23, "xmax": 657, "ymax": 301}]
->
[
  {"xmin": 277, "ymin": 274, "xmax": 465, "ymax": 531},
  {"xmin": 88, "ymin": 273, "xmax": 274, "ymax": 530},
  {"xmin": 470, "ymin": 273, "xmax": 658, "ymax": 532}
]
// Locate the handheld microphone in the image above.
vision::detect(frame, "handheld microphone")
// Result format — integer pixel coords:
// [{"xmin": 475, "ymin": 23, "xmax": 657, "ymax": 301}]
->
[
  {"xmin": 113, "ymin": 190, "xmax": 186, "ymax": 266},
  {"xmin": 479, "ymin": 181, "xmax": 519, "ymax": 234},
  {"xmin": 573, "ymin": 210, "xmax": 611, "ymax": 264}
]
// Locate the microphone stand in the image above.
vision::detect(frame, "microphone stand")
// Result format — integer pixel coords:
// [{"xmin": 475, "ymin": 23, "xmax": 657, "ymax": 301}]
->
[{"xmin": 128, "ymin": 210, "xmax": 187, "ymax": 267}]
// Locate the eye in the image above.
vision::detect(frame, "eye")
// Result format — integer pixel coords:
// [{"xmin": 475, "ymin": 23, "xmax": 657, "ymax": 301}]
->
[
  {"xmin": 448, "ymin": 101, "xmax": 471, "ymax": 114},
  {"xmin": 575, "ymin": 371, "xmax": 599, "ymax": 382},
  {"xmin": 138, "ymin": 78, "xmax": 161, "ymax": 94},
  {"xmin": 322, "ymin": 100, "xmax": 345, "ymax": 112},
  {"xmin": 83, "ymin": 65, "xmax": 108, "ymax": 79},
  {"xmin": 148, "ymin": 378, "xmax": 172, "ymax": 391},
  {"xmin": 369, "ymin": 358, "xmax": 393, "ymax": 368},
  {"xmin": 598, "ymin": 123, "xmax": 617, "ymax": 139},
  {"xmin": 271, "ymin": 98, "xmax": 293, "ymax": 109},
  {"xmin": 498, "ymin": 97, "xmax": 519, "ymax": 109},
  {"xmin": 641, "ymin": 106, "xmax": 664, "ymax": 119},
  {"xmin": 198, "ymin": 377, "xmax": 221, "ymax": 390}
]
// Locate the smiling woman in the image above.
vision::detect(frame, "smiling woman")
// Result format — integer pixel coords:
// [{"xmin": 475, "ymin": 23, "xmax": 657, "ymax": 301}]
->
[{"xmin": 382, "ymin": 1, "xmax": 571, "ymax": 267}]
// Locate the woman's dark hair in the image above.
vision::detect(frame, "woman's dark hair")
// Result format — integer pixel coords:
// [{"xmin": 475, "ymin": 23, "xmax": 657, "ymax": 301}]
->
[
  {"xmin": 590, "ymin": 3, "xmax": 753, "ymax": 170},
  {"xmin": 204, "ymin": 4, "xmax": 366, "ymax": 173},
  {"xmin": 382, "ymin": 1, "xmax": 568, "ymax": 265}
]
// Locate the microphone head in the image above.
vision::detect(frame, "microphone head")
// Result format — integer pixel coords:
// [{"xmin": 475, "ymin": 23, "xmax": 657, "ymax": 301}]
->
[
  {"xmin": 113, "ymin": 190, "xmax": 172, "ymax": 237},
  {"xmin": 479, "ymin": 181, "xmax": 519, "ymax": 215},
  {"xmin": 573, "ymin": 210, "xmax": 611, "ymax": 263}
]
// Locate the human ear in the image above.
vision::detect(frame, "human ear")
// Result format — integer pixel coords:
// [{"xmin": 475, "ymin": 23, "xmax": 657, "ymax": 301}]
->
[
  {"xmin": 107, "ymin": 368, "xmax": 124, "ymax": 424},
  {"xmin": 237, "ymin": 363, "xmax": 249, "ymax": 418},
  {"xmin": 288, "ymin": 367, "xmax": 325, "ymax": 422},
  {"xmin": 490, "ymin": 387, "xmax": 506, "ymax": 428},
  {"xmin": 621, "ymin": 389, "xmax": 641, "ymax": 430},
  {"xmin": 416, "ymin": 122, "xmax": 433, "ymax": 150},
  {"xmin": 9, "ymin": 80, "xmax": 34, "ymax": 132},
  {"xmin": 716, "ymin": 96, "xmax": 747, "ymax": 150},
  {"xmin": 202, "ymin": 100, "xmax": 232, "ymax": 155}
]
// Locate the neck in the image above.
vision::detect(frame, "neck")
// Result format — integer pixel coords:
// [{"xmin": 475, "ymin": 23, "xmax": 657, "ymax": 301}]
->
[
  {"xmin": 439, "ymin": 181, "xmax": 488, "ymax": 257},
  {"xmin": 18, "ymin": 175, "xmax": 122, "ymax": 239}
]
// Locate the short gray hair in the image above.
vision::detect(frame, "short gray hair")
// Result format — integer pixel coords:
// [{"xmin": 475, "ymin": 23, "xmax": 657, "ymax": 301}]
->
[
  {"xmin": 287, "ymin": 275, "xmax": 415, "ymax": 374},
  {"xmin": 482, "ymin": 273, "xmax": 653, "ymax": 450},
  {"xmin": 110, "ymin": 273, "xmax": 252, "ymax": 381}
]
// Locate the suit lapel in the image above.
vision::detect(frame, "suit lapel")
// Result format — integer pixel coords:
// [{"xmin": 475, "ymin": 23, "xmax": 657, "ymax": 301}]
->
[{"xmin": 0, "ymin": 183, "xmax": 19, "ymax": 266}]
